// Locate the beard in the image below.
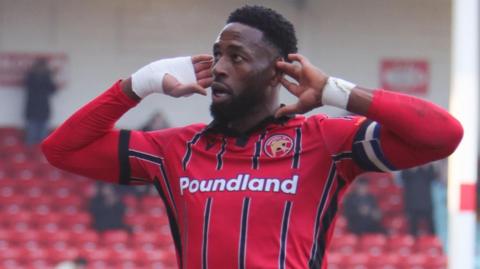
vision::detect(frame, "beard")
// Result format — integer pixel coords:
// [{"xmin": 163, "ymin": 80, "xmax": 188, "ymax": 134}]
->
[{"xmin": 210, "ymin": 85, "xmax": 268, "ymax": 124}]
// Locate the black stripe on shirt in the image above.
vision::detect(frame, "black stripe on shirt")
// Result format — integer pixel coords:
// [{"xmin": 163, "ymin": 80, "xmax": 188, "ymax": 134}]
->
[
  {"xmin": 129, "ymin": 150, "xmax": 177, "ymax": 213},
  {"xmin": 279, "ymin": 201, "xmax": 292, "ymax": 269},
  {"xmin": 216, "ymin": 137, "xmax": 227, "ymax": 170},
  {"xmin": 252, "ymin": 131, "xmax": 267, "ymax": 169},
  {"xmin": 292, "ymin": 127, "xmax": 302, "ymax": 169},
  {"xmin": 239, "ymin": 197, "xmax": 251, "ymax": 269},
  {"xmin": 129, "ymin": 149, "xmax": 163, "ymax": 165},
  {"xmin": 152, "ymin": 176, "xmax": 183, "ymax": 269},
  {"xmin": 309, "ymin": 177, "xmax": 347, "ymax": 269},
  {"xmin": 332, "ymin": 151, "xmax": 353, "ymax": 162},
  {"xmin": 182, "ymin": 131, "xmax": 203, "ymax": 171},
  {"xmin": 118, "ymin": 130, "xmax": 131, "ymax": 185},
  {"xmin": 308, "ymin": 163, "xmax": 337, "ymax": 268},
  {"xmin": 308, "ymin": 152, "xmax": 352, "ymax": 268},
  {"xmin": 202, "ymin": 198, "xmax": 213, "ymax": 269}
]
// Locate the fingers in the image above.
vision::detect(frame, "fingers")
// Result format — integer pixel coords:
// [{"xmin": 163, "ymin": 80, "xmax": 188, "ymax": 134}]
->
[
  {"xmin": 194, "ymin": 59, "xmax": 213, "ymax": 73},
  {"xmin": 287, "ymin": 53, "xmax": 310, "ymax": 65},
  {"xmin": 274, "ymin": 103, "xmax": 302, "ymax": 118},
  {"xmin": 280, "ymin": 77, "xmax": 302, "ymax": 96},
  {"xmin": 192, "ymin": 54, "xmax": 213, "ymax": 64},
  {"xmin": 197, "ymin": 77, "xmax": 213, "ymax": 88},
  {"xmin": 196, "ymin": 69, "xmax": 212, "ymax": 80},
  {"xmin": 173, "ymin": 83, "xmax": 207, "ymax": 97},
  {"xmin": 276, "ymin": 61, "xmax": 301, "ymax": 80},
  {"xmin": 163, "ymin": 74, "xmax": 207, "ymax": 97}
]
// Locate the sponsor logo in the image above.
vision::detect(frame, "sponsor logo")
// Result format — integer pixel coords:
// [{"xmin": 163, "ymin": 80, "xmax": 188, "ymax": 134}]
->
[
  {"xmin": 179, "ymin": 174, "xmax": 299, "ymax": 195},
  {"xmin": 263, "ymin": 134, "xmax": 293, "ymax": 158}
]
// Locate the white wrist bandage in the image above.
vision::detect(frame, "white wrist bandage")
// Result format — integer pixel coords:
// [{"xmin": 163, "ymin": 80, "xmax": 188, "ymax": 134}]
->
[
  {"xmin": 321, "ymin": 77, "xmax": 356, "ymax": 109},
  {"xmin": 131, "ymin": 56, "xmax": 196, "ymax": 98}
]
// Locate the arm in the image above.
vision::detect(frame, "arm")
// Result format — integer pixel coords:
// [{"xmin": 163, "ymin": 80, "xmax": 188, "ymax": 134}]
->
[
  {"xmin": 42, "ymin": 55, "xmax": 213, "ymax": 182},
  {"xmin": 275, "ymin": 54, "xmax": 463, "ymax": 169}
]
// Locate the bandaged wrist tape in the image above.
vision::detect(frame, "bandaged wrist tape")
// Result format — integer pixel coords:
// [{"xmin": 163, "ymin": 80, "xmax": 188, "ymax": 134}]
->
[
  {"xmin": 131, "ymin": 56, "xmax": 196, "ymax": 98},
  {"xmin": 321, "ymin": 77, "xmax": 356, "ymax": 109}
]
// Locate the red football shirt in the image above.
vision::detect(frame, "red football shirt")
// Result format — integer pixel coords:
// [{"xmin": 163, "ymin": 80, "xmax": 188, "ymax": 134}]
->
[{"xmin": 122, "ymin": 114, "xmax": 388, "ymax": 269}]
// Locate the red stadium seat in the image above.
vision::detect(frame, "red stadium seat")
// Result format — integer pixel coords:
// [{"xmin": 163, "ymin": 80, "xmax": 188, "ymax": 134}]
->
[
  {"xmin": 132, "ymin": 231, "xmax": 168, "ymax": 251},
  {"xmin": 38, "ymin": 230, "xmax": 71, "ymax": 249},
  {"xmin": 367, "ymin": 253, "xmax": 401, "ymax": 269},
  {"xmin": 0, "ymin": 229, "xmax": 16, "ymax": 251},
  {"xmin": 46, "ymin": 248, "xmax": 80, "ymax": 265},
  {"xmin": 70, "ymin": 230, "xmax": 100, "ymax": 250},
  {"xmin": 383, "ymin": 216, "xmax": 408, "ymax": 235},
  {"xmin": 0, "ymin": 179, "xmax": 18, "ymax": 198},
  {"xmin": 416, "ymin": 235, "xmax": 444, "ymax": 256},
  {"xmin": 425, "ymin": 254, "xmax": 447, "ymax": 269},
  {"xmin": 139, "ymin": 249, "xmax": 171, "ymax": 268},
  {"xmin": 0, "ymin": 247, "xmax": 26, "ymax": 268},
  {"xmin": 5, "ymin": 211, "xmax": 33, "ymax": 231},
  {"xmin": 358, "ymin": 234, "xmax": 387, "ymax": 256},
  {"xmin": 28, "ymin": 197, "xmax": 55, "ymax": 215},
  {"xmin": 144, "ymin": 214, "xmax": 170, "ymax": 231},
  {"xmin": 82, "ymin": 248, "xmax": 112, "ymax": 268},
  {"xmin": 140, "ymin": 196, "xmax": 166, "ymax": 216},
  {"xmin": 388, "ymin": 234, "xmax": 415, "ymax": 257},
  {"xmin": 344, "ymin": 252, "xmax": 370, "ymax": 269},
  {"xmin": 125, "ymin": 213, "xmax": 149, "ymax": 232},
  {"xmin": 11, "ymin": 229, "xmax": 43, "ymax": 250},
  {"xmin": 56, "ymin": 195, "xmax": 85, "ymax": 213},
  {"xmin": 329, "ymin": 234, "xmax": 358, "ymax": 254},
  {"xmin": 326, "ymin": 252, "xmax": 343, "ymax": 269},
  {"xmin": 60, "ymin": 211, "xmax": 92, "ymax": 231},
  {"xmin": 32, "ymin": 212, "xmax": 63, "ymax": 231},
  {"xmin": 398, "ymin": 254, "xmax": 427, "ymax": 269},
  {"xmin": 101, "ymin": 230, "xmax": 131, "ymax": 250}
]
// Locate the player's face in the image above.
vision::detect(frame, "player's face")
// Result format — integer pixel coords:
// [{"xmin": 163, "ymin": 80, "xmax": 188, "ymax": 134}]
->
[{"xmin": 210, "ymin": 23, "xmax": 280, "ymax": 122}]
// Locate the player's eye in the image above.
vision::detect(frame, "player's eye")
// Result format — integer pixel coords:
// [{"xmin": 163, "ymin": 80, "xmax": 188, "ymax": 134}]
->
[
  {"xmin": 231, "ymin": 54, "xmax": 243, "ymax": 63},
  {"xmin": 213, "ymin": 51, "xmax": 221, "ymax": 63}
]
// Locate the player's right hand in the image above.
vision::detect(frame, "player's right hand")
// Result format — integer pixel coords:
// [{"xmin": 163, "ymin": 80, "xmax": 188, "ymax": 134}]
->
[{"xmin": 163, "ymin": 55, "xmax": 213, "ymax": 97}]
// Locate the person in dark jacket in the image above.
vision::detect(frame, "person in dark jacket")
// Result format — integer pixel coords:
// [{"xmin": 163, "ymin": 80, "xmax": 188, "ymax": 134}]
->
[
  {"xmin": 23, "ymin": 57, "xmax": 57, "ymax": 145},
  {"xmin": 89, "ymin": 183, "xmax": 131, "ymax": 232},
  {"xmin": 400, "ymin": 164, "xmax": 437, "ymax": 236},
  {"xmin": 343, "ymin": 177, "xmax": 386, "ymax": 235}
]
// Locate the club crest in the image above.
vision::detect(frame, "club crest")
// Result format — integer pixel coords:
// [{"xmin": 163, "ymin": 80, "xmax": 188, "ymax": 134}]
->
[{"xmin": 264, "ymin": 134, "xmax": 293, "ymax": 158}]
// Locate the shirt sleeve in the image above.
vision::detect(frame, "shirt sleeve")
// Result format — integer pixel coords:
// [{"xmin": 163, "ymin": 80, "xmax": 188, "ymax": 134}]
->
[
  {"xmin": 42, "ymin": 80, "xmax": 163, "ymax": 185},
  {"xmin": 316, "ymin": 88, "xmax": 463, "ymax": 183},
  {"xmin": 316, "ymin": 115, "xmax": 368, "ymax": 182},
  {"xmin": 117, "ymin": 128, "xmax": 179, "ymax": 185}
]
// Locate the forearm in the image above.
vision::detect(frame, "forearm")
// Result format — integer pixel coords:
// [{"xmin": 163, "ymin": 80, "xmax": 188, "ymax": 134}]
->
[
  {"xmin": 348, "ymin": 87, "xmax": 463, "ymax": 166},
  {"xmin": 42, "ymin": 80, "xmax": 139, "ymax": 169}
]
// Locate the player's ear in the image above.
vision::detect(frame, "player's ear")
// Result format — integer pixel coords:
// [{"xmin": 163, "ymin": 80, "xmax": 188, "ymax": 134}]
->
[{"xmin": 270, "ymin": 57, "xmax": 284, "ymax": 87}]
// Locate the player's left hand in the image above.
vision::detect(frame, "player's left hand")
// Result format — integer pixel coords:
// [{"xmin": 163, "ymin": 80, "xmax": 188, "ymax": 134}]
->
[
  {"xmin": 163, "ymin": 55, "xmax": 214, "ymax": 97},
  {"xmin": 274, "ymin": 53, "xmax": 329, "ymax": 118}
]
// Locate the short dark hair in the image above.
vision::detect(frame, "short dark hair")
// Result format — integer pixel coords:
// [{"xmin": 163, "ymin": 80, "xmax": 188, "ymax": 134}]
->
[{"xmin": 227, "ymin": 5, "xmax": 298, "ymax": 60}]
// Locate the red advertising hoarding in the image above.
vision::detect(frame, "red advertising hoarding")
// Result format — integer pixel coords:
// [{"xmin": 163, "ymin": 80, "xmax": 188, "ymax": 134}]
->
[{"xmin": 380, "ymin": 59, "xmax": 429, "ymax": 94}]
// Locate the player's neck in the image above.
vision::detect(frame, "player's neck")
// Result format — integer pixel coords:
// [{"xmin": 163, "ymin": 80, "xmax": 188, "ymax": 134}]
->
[{"xmin": 226, "ymin": 101, "xmax": 279, "ymax": 134}]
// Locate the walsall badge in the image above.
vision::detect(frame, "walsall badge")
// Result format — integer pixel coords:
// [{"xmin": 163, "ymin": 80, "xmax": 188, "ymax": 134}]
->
[{"xmin": 264, "ymin": 134, "xmax": 294, "ymax": 158}]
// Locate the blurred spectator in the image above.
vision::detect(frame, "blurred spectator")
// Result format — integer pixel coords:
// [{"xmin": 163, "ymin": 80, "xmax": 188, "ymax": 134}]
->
[
  {"xmin": 89, "ymin": 183, "xmax": 131, "ymax": 232},
  {"xmin": 23, "ymin": 57, "xmax": 57, "ymax": 145},
  {"xmin": 141, "ymin": 111, "xmax": 170, "ymax": 131},
  {"xmin": 400, "ymin": 163, "xmax": 437, "ymax": 236},
  {"xmin": 55, "ymin": 257, "xmax": 87, "ymax": 269},
  {"xmin": 343, "ymin": 177, "xmax": 386, "ymax": 235}
]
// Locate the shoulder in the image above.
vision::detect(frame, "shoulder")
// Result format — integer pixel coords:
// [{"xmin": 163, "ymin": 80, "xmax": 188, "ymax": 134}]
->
[{"xmin": 144, "ymin": 123, "xmax": 207, "ymax": 142}]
